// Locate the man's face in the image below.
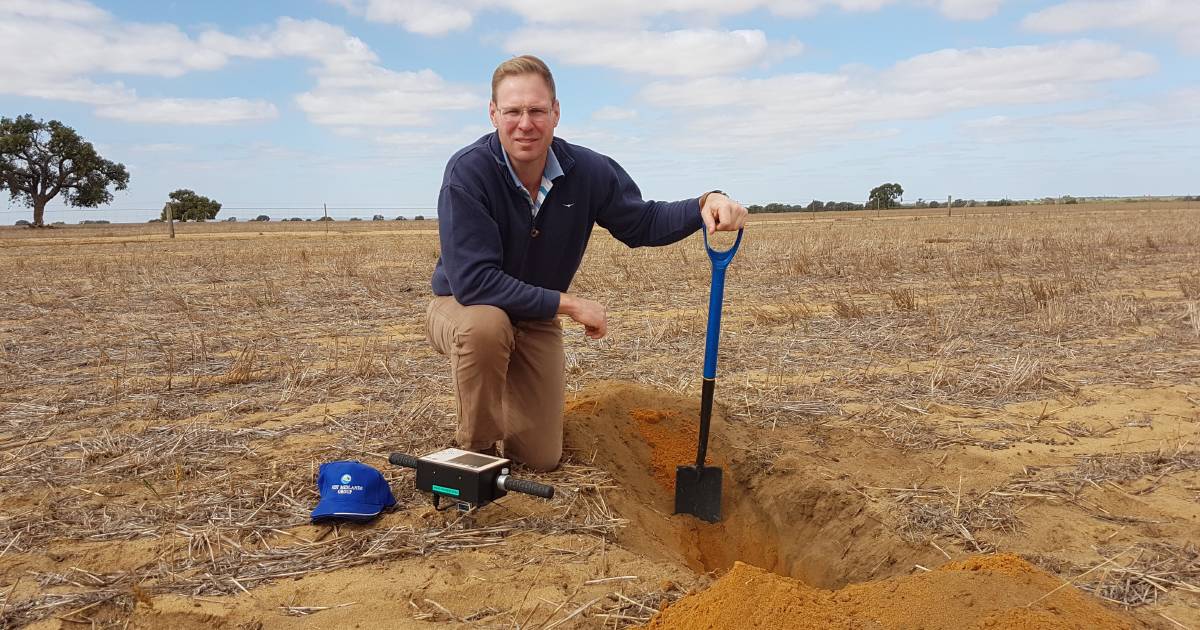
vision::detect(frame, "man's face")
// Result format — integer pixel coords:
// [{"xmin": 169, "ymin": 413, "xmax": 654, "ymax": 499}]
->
[{"xmin": 489, "ymin": 73, "xmax": 559, "ymax": 170}]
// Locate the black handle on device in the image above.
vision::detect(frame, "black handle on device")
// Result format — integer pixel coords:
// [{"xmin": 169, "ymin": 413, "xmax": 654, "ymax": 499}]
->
[
  {"xmin": 502, "ymin": 477, "xmax": 554, "ymax": 499},
  {"xmin": 389, "ymin": 452, "xmax": 419, "ymax": 469}
]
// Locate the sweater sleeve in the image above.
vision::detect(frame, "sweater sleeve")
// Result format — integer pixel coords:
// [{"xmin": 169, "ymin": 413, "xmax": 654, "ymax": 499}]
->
[
  {"xmin": 594, "ymin": 156, "xmax": 704, "ymax": 248},
  {"xmin": 437, "ymin": 183, "xmax": 560, "ymax": 320}
]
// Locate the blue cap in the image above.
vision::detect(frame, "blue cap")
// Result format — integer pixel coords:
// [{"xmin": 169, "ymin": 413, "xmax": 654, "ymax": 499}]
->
[{"xmin": 311, "ymin": 461, "xmax": 397, "ymax": 523}]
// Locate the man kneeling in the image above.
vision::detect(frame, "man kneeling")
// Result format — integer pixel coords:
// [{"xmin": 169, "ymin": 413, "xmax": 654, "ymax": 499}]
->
[{"xmin": 427, "ymin": 55, "xmax": 747, "ymax": 471}]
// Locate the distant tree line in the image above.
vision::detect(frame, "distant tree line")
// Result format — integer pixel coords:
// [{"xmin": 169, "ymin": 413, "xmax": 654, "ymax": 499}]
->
[
  {"xmin": 746, "ymin": 201, "xmax": 866, "ymax": 214},
  {"xmin": 169, "ymin": 214, "xmax": 434, "ymax": 222},
  {"xmin": 746, "ymin": 194, "xmax": 1200, "ymax": 215}
]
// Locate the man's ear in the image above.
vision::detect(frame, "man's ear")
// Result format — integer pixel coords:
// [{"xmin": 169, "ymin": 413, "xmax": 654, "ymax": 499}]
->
[
  {"xmin": 488, "ymin": 100, "xmax": 499, "ymax": 129},
  {"xmin": 551, "ymin": 99, "xmax": 560, "ymax": 128}
]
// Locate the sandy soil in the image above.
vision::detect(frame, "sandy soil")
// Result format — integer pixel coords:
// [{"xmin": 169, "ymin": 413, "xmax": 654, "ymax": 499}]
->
[{"xmin": 647, "ymin": 556, "xmax": 1138, "ymax": 630}]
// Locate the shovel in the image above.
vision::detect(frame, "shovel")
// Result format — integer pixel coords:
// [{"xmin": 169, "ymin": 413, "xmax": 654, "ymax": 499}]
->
[{"xmin": 675, "ymin": 226, "xmax": 743, "ymax": 523}]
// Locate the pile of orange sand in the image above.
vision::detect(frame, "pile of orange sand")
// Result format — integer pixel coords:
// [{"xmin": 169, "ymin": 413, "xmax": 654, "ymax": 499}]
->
[
  {"xmin": 644, "ymin": 555, "xmax": 1136, "ymax": 629},
  {"xmin": 630, "ymin": 408, "xmax": 702, "ymax": 491}
]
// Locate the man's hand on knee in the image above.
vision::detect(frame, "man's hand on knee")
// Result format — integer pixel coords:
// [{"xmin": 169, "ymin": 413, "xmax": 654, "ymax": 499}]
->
[{"xmin": 558, "ymin": 293, "xmax": 607, "ymax": 339}]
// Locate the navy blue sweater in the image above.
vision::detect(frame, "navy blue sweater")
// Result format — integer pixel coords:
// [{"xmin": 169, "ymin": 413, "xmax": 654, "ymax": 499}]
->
[{"xmin": 431, "ymin": 133, "xmax": 703, "ymax": 320}]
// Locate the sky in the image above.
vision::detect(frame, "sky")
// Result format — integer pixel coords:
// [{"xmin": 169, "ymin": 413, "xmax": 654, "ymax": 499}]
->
[{"xmin": 1, "ymin": 0, "xmax": 1198, "ymax": 223}]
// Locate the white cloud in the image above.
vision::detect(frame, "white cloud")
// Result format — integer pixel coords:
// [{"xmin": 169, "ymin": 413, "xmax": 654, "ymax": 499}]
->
[
  {"xmin": 930, "ymin": 0, "xmax": 1003, "ymax": 20},
  {"xmin": 964, "ymin": 114, "xmax": 1012, "ymax": 129},
  {"xmin": 887, "ymin": 41, "xmax": 1156, "ymax": 90},
  {"xmin": 197, "ymin": 17, "xmax": 482, "ymax": 126},
  {"xmin": 329, "ymin": 0, "xmax": 1004, "ymax": 35},
  {"xmin": 960, "ymin": 87, "xmax": 1200, "ymax": 144},
  {"xmin": 593, "ymin": 106, "xmax": 639, "ymax": 121},
  {"xmin": 499, "ymin": 0, "xmax": 1006, "ymax": 22},
  {"xmin": 1023, "ymin": 0, "xmax": 1200, "ymax": 54},
  {"xmin": 0, "ymin": 2, "xmax": 253, "ymax": 110},
  {"xmin": 0, "ymin": 4, "xmax": 477, "ymax": 130},
  {"xmin": 96, "ymin": 98, "xmax": 279, "ymax": 125},
  {"xmin": 1050, "ymin": 88, "xmax": 1200, "ymax": 129},
  {"xmin": 353, "ymin": 0, "xmax": 474, "ymax": 35},
  {"xmin": 129, "ymin": 143, "xmax": 190, "ymax": 153},
  {"xmin": 13, "ymin": 78, "xmax": 135, "ymax": 107},
  {"xmin": 639, "ymin": 41, "xmax": 1157, "ymax": 149},
  {"xmin": 204, "ymin": 17, "xmax": 482, "ymax": 127},
  {"xmin": 0, "ymin": 13, "xmax": 233, "ymax": 107},
  {"xmin": 0, "ymin": 0, "xmax": 107, "ymax": 21},
  {"xmin": 765, "ymin": 0, "xmax": 1003, "ymax": 20},
  {"xmin": 253, "ymin": 18, "xmax": 379, "ymax": 67},
  {"xmin": 295, "ymin": 71, "xmax": 478, "ymax": 126},
  {"xmin": 373, "ymin": 126, "xmax": 492, "ymax": 148},
  {"xmin": 504, "ymin": 28, "xmax": 796, "ymax": 77}
]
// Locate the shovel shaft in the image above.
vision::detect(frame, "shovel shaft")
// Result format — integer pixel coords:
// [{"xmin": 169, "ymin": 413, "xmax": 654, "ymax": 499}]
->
[
  {"xmin": 696, "ymin": 265, "xmax": 725, "ymax": 467},
  {"xmin": 696, "ymin": 377, "xmax": 715, "ymax": 467},
  {"xmin": 702, "ymin": 266, "xmax": 728, "ymax": 380}
]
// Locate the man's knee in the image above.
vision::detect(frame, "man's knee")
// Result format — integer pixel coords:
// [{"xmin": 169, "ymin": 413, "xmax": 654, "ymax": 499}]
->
[{"xmin": 454, "ymin": 305, "xmax": 514, "ymax": 352}]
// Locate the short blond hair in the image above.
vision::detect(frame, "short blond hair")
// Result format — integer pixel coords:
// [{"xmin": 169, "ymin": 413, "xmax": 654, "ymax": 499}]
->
[{"xmin": 491, "ymin": 55, "xmax": 556, "ymax": 102}]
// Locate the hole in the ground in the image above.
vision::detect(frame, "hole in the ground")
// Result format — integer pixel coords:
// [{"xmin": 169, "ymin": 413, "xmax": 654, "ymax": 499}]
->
[{"xmin": 563, "ymin": 381, "xmax": 940, "ymax": 589}]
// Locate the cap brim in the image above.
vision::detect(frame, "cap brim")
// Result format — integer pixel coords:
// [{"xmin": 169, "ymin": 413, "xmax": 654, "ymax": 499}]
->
[{"xmin": 311, "ymin": 497, "xmax": 388, "ymax": 522}]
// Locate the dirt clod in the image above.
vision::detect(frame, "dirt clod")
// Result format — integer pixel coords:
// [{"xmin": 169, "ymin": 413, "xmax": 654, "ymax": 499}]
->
[{"xmin": 645, "ymin": 555, "xmax": 1137, "ymax": 629}]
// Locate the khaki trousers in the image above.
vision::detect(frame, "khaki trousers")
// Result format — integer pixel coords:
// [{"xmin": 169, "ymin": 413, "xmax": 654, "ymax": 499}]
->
[{"xmin": 425, "ymin": 296, "xmax": 565, "ymax": 471}]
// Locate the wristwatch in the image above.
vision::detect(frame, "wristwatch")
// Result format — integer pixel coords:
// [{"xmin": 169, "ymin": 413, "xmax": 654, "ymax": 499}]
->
[{"xmin": 700, "ymin": 190, "xmax": 726, "ymax": 208}]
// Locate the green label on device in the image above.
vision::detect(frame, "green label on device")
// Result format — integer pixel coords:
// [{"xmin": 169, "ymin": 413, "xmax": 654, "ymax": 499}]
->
[{"xmin": 432, "ymin": 484, "xmax": 460, "ymax": 497}]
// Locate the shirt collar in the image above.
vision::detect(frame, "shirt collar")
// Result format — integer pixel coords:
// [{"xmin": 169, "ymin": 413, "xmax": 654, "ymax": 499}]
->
[{"xmin": 502, "ymin": 145, "xmax": 563, "ymax": 191}]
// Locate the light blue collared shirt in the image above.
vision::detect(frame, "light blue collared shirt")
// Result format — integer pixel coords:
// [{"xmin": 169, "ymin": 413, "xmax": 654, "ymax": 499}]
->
[{"xmin": 502, "ymin": 145, "xmax": 563, "ymax": 219}]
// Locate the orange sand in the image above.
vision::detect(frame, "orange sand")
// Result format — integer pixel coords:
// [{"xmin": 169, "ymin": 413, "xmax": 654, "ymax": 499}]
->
[
  {"xmin": 630, "ymin": 408, "xmax": 701, "ymax": 491},
  {"xmin": 644, "ymin": 555, "xmax": 1136, "ymax": 630}
]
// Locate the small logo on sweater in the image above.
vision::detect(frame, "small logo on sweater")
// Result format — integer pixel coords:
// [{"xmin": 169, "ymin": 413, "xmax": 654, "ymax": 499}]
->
[{"xmin": 563, "ymin": 202, "xmax": 575, "ymax": 208}]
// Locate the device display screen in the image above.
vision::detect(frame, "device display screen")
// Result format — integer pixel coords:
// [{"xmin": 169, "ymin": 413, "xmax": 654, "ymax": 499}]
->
[{"xmin": 448, "ymin": 453, "xmax": 498, "ymax": 468}]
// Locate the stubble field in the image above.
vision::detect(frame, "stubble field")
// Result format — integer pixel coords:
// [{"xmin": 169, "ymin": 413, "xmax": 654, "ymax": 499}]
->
[{"xmin": 0, "ymin": 202, "xmax": 1197, "ymax": 629}]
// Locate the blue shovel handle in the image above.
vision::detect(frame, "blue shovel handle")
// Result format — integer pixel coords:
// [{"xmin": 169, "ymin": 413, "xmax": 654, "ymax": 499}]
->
[
  {"xmin": 694, "ymin": 227, "xmax": 742, "ymax": 469},
  {"xmin": 701, "ymin": 228, "xmax": 743, "ymax": 379}
]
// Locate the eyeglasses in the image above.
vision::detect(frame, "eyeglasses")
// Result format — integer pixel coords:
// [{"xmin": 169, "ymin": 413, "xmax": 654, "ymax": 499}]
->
[{"xmin": 498, "ymin": 106, "xmax": 552, "ymax": 123}]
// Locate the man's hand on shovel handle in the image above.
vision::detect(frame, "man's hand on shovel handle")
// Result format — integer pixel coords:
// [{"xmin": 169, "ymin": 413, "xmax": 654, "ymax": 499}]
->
[{"xmin": 700, "ymin": 191, "xmax": 749, "ymax": 235}]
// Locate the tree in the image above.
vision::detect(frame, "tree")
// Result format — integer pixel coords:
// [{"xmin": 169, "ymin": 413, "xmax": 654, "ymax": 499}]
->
[
  {"xmin": 0, "ymin": 115, "xmax": 129, "ymax": 227},
  {"xmin": 161, "ymin": 189, "xmax": 221, "ymax": 222},
  {"xmin": 868, "ymin": 183, "xmax": 903, "ymax": 209},
  {"xmin": 372, "ymin": 214, "xmax": 385, "ymax": 221}
]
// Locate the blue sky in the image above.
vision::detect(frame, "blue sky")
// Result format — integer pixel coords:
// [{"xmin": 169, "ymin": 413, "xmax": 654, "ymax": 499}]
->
[{"xmin": 1, "ymin": 0, "xmax": 1197, "ymax": 223}]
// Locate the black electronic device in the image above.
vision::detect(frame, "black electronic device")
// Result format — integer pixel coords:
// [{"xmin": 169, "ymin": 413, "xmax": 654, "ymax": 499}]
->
[{"xmin": 389, "ymin": 447, "xmax": 555, "ymax": 512}]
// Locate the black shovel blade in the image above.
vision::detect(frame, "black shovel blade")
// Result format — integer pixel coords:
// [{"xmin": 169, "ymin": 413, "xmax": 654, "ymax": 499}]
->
[{"xmin": 674, "ymin": 464, "xmax": 722, "ymax": 523}]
